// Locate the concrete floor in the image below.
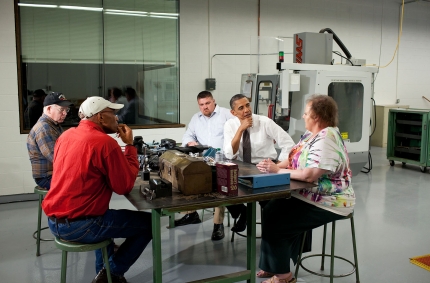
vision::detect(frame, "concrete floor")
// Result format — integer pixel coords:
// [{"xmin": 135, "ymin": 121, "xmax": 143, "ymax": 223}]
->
[{"xmin": 0, "ymin": 147, "xmax": 429, "ymax": 282}]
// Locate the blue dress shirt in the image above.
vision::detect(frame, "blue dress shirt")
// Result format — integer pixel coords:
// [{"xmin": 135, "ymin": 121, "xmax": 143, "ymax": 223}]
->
[{"xmin": 182, "ymin": 105, "xmax": 234, "ymax": 150}]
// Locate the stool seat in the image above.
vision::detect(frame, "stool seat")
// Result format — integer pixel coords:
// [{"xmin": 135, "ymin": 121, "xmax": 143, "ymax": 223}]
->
[
  {"xmin": 34, "ymin": 186, "xmax": 48, "ymax": 195},
  {"xmin": 55, "ymin": 238, "xmax": 113, "ymax": 283},
  {"xmin": 295, "ymin": 213, "xmax": 360, "ymax": 283},
  {"xmin": 33, "ymin": 186, "xmax": 53, "ymax": 257},
  {"xmin": 54, "ymin": 238, "xmax": 113, "ymax": 252}
]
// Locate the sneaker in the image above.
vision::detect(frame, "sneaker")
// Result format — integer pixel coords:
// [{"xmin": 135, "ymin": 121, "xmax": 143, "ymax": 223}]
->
[
  {"xmin": 174, "ymin": 211, "xmax": 202, "ymax": 227},
  {"xmin": 92, "ymin": 268, "xmax": 128, "ymax": 283},
  {"xmin": 211, "ymin": 223, "xmax": 225, "ymax": 241}
]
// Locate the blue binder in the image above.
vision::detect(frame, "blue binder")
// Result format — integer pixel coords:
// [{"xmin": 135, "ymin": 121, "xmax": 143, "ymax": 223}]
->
[{"xmin": 238, "ymin": 173, "xmax": 290, "ymax": 189}]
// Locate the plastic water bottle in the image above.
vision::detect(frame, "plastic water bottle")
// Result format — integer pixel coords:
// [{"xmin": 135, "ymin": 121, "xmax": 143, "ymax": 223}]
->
[{"xmin": 215, "ymin": 148, "xmax": 223, "ymax": 163}]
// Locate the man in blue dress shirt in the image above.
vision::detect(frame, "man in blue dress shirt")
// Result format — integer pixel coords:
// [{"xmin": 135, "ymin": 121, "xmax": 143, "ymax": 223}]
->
[{"xmin": 175, "ymin": 91, "xmax": 233, "ymax": 241}]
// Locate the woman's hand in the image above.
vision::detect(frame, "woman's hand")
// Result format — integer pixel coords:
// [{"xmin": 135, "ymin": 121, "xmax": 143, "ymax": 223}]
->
[{"xmin": 256, "ymin": 158, "xmax": 280, "ymax": 173}]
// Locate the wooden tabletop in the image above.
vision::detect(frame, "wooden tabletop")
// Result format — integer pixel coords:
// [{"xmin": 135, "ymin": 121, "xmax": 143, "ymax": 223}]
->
[{"xmin": 125, "ymin": 160, "xmax": 316, "ymax": 213}]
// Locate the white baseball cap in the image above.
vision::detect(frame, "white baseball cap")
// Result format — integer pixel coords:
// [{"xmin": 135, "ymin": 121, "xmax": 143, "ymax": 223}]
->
[{"xmin": 78, "ymin": 96, "xmax": 124, "ymax": 119}]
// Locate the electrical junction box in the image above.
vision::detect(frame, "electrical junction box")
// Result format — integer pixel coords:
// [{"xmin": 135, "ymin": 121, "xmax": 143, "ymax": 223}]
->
[
  {"xmin": 349, "ymin": 58, "xmax": 366, "ymax": 66},
  {"xmin": 290, "ymin": 73, "xmax": 300, "ymax": 92},
  {"xmin": 293, "ymin": 32, "xmax": 333, "ymax": 65},
  {"xmin": 205, "ymin": 78, "xmax": 216, "ymax": 90}
]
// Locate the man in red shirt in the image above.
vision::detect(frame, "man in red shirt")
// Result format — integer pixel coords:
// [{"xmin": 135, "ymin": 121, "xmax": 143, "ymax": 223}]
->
[{"xmin": 42, "ymin": 96, "xmax": 152, "ymax": 283}]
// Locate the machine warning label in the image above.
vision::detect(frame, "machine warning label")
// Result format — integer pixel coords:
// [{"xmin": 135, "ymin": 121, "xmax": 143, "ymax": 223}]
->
[
  {"xmin": 331, "ymin": 79, "xmax": 362, "ymax": 82},
  {"xmin": 341, "ymin": 132, "xmax": 349, "ymax": 139}
]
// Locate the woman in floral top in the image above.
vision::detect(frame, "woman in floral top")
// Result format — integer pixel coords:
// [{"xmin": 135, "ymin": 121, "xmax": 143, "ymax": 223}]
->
[{"xmin": 255, "ymin": 94, "xmax": 354, "ymax": 283}]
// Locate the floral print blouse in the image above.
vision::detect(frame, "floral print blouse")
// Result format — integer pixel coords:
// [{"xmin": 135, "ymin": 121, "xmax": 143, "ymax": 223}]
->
[{"xmin": 289, "ymin": 127, "xmax": 355, "ymax": 216}]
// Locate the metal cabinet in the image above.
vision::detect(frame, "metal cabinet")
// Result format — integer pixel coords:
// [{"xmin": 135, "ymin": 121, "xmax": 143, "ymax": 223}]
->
[{"xmin": 387, "ymin": 108, "xmax": 430, "ymax": 172}]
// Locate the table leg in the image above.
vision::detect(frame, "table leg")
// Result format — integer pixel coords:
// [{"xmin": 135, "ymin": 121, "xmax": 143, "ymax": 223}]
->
[
  {"xmin": 169, "ymin": 214, "xmax": 175, "ymax": 228},
  {"xmin": 152, "ymin": 208, "xmax": 162, "ymax": 283},
  {"xmin": 246, "ymin": 202, "xmax": 256, "ymax": 283}
]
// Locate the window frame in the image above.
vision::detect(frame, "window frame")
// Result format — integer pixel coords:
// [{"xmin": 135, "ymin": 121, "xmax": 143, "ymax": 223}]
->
[{"xmin": 14, "ymin": 0, "xmax": 184, "ymax": 134}]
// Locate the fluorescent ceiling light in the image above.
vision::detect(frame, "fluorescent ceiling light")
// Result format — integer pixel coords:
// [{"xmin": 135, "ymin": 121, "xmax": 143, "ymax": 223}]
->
[
  {"xmin": 18, "ymin": 3, "xmax": 57, "ymax": 8},
  {"xmin": 149, "ymin": 15, "xmax": 178, "ymax": 19},
  {"xmin": 105, "ymin": 12, "xmax": 148, "ymax": 17},
  {"xmin": 149, "ymin": 12, "xmax": 178, "ymax": 16},
  {"xmin": 59, "ymin": 5, "xmax": 103, "ymax": 11},
  {"xmin": 105, "ymin": 9, "xmax": 147, "ymax": 15}
]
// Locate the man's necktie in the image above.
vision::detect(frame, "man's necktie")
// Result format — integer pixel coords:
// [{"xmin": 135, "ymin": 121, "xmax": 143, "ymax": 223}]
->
[{"xmin": 242, "ymin": 129, "xmax": 251, "ymax": 163}]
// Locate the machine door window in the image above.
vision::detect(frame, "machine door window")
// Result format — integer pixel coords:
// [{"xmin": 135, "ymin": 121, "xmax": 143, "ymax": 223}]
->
[
  {"xmin": 255, "ymin": 81, "xmax": 273, "ymax": 116},
  {"xmin": 328, "ymin": 82, "xmax": 364, "ymax": 142}
]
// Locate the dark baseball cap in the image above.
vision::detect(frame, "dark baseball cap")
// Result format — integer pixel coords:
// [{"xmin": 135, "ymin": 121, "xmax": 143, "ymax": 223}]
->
[{"xmin": 43, "ymin": 92, "xmax": 73, "ymax": 107}]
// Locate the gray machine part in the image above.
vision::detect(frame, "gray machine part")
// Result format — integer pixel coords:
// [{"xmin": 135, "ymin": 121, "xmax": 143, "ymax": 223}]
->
[
  {"xmin": 349, "ymin": 151, "xmax": 368, "ymax": 176},
  {"xmin": 293, "ymin": 32, "xmax": 333, "ymax": 65}
]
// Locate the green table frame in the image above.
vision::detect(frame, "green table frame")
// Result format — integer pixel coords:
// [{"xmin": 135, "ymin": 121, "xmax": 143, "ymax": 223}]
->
[{"xmin": 126, "ymin": 161, "xmax": 315, "ymax": 283}]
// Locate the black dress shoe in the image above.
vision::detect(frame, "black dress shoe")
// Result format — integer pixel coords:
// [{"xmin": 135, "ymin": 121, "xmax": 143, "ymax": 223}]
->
[
  {"xmin": 92, "ymin": 268, "xmax": 128, "ymax": 283},
  {"xmin": 211, "ymin": 223, "xmax": 225, "ymax": 241},
  {"xmin": 174, "ymin": 211, "xmax": 201, "ymax": 227},
  {"xmin": 231, "ymin": 208, "xmax": 247, "ymax": 233}
]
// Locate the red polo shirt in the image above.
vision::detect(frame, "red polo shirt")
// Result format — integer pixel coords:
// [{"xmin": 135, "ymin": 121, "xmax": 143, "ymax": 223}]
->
[{"xmin": 42, "ymin": 120, "xmax": 139, "ymax": 219}]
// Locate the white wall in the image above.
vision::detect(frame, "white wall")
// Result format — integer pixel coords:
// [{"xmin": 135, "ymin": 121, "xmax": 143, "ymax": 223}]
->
[
  {"xmin": 179, "ymin": 0, "xmax": 430, "ymax": 127},
  {"xmin": 1, "ymin": 0, "xmax": 430, "ymax": 196}
]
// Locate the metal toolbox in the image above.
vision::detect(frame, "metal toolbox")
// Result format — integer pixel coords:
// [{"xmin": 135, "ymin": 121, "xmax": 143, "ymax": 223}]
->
[{"xmin": 159, "ymin": 150, "xmax": 212, "ymax": 195}]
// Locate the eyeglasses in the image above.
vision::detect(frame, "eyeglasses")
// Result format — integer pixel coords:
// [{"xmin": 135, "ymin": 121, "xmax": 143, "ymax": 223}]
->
[{"xmin": 54, "ymin": 106, "xmax": 70, "ymax": 113}]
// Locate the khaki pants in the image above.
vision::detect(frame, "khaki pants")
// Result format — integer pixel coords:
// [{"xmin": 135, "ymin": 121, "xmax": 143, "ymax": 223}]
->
[{"xmin": 184, "ymin": 206, "xmax": 226, "ymax": 224}]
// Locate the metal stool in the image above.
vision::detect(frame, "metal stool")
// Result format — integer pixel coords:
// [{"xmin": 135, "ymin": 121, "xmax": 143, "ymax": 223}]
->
[
  {"xmin": 33, "ymin": 186, "xmax": 53, "ymax": 256},
  {"xmin": 55, "ymin": 238, "xmax": 113, "ymax": 283},
  {"xmin": 295, "ymin": 213, "xmax": 360, "ymax": 283},
  {"xmin": 231, "ymin": 204, "xmax": 262, "ymax": 242}
]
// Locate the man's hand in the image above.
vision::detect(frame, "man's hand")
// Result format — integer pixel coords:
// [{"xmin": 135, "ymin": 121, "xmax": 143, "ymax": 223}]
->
[
  {"xmin": 187, "ymin": 141, "xmax": 199, "ymax": 146},
  {"xmin": 117, "ymin": 124, "xmax": 133, "ymax": 145},
  {"xmin": 239, "ymin": 116, "xmax": 253, "ymax": 131},
  {"xmin": 230, "ymin": 115, "xmax": 253, "ymax": 155}
]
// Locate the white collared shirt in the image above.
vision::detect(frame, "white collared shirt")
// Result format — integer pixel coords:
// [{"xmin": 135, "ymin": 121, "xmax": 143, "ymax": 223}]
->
[
  {"xmin": 182, "ymin": 105, "xmax": 234, "ymax": 149},
  {"xmin": 223, "ymin": 114, "xmax": 295, "ymax": 163}
]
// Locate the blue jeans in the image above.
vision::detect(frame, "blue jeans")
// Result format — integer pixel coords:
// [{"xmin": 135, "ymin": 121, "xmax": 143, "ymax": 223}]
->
[
  {"xmin": 48, "ymin": 209, "xmax": 152, "ymax": 276},
  {"xmin": 35, "ymin": 176, "xmax": 52, "ymax": 190}
]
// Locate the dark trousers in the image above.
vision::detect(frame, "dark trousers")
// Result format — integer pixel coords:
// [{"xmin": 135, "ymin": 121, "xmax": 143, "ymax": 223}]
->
[
  {"xmin": 48, "ymin": 209, "xmax": 152, "ymax": 276},
  {"xmin": 259, "ymin": 198, "xmax": 344, "ymax": 274},
  {"xmin": 226, "ymin": 203, "xmax": 246, "ymax": 219},
  {"xmin": 35, "ymin": 175, "xmax": 52, "ymax": 190}
]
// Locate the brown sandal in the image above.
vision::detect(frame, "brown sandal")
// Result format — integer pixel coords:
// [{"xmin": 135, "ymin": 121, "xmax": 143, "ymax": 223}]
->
[
  {"xmin": 256, "ymin": 270, "xmax": 275, "ymax": 278},
  {"xmin": 262, "ymin": 275, "xmax": 297, "ymax": 283}
]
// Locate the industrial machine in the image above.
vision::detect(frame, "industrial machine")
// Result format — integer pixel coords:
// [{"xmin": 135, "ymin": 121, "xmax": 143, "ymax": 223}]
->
[{"xmin": 240, "ymin": 30, "xmax": 378, "ymax": 175}]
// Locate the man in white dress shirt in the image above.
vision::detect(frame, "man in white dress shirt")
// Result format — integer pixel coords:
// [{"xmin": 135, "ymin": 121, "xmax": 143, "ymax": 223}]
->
[
  {"xmin": 175, "ymin": 91, "xmax": 234, "ymax": 241},
  {"xmin": 222, "ymin": 94, "xmax": 295, "ymax": 233},
  {"xmin": 224, "ymin": 94, "xmax": 295, "ymax": 163}
]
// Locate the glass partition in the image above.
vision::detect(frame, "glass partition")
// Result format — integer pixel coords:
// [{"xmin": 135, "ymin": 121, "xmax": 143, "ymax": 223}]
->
[{"xmin": 17, "ymin": 0, "xmax": 179, "ymax": 131}]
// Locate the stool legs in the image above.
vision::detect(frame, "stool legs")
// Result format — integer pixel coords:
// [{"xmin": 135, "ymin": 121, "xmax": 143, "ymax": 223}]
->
[
  {"xmin": 36, "ymin": 193, "xmax": 43, "ymax": 256},
  {"xmin": 350, "ymin": 217, "xmax": 360, "ymax": 283},
  {"xmin": 295, "ymin": 216, "xmax": 359, "ymax": 283},
  {"xmin": 231, "ymin": 205, "xmax": 262, "ymax": 242},
  {"xmin": 59, "ymin": 247, "xmax": 112, "ymax": 283},
  {"xmin": 330, "ymin": 221, "xmax": 336, "ymax": 283},
  {"xmin": 294, "ymin": 231, "xmax": 307, "ymax": 278},
  {"xmin": 321, "ymin": 224, "xmax": 327, "ymax": 270},
  {"xmin": 60, "ymin": 250, "xmax": 68, "ymax": 283},
  {"xmin": 102, "ymin": 246, "xmax": 113, "ymax": 283}
]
